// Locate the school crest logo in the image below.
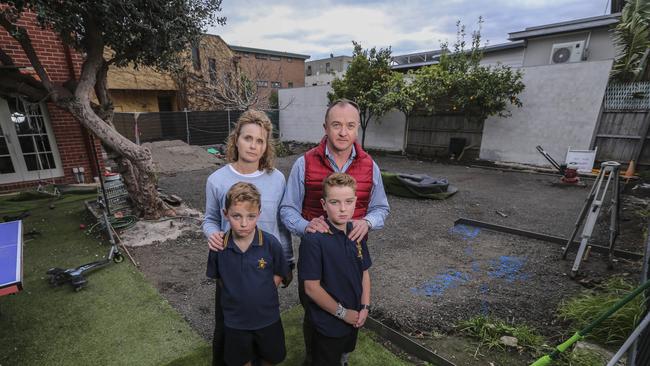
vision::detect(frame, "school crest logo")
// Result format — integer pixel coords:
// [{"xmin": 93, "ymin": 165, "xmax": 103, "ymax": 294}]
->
[{"xmin": 257, "ymin": 258, "xmax": 267, "ymax": 269}]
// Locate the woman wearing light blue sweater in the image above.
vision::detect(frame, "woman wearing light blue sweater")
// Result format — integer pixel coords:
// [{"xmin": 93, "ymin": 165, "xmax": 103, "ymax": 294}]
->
[{"xmin": 202, "ymin": 109, "xmax": 292, "ymax": 366}]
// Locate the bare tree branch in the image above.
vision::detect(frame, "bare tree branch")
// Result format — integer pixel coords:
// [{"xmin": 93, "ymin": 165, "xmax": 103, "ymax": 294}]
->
[{"xmin": 0, "ymin": 46, "xmax": 15, "ymax": 66}]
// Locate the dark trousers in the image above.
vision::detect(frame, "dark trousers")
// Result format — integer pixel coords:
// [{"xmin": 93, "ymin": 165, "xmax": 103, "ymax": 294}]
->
[
  {"xmin": 213, "ymin": 284, "xmax": 226, "ymax": 366},
  {"xmin": 299, "ymin": 281, "xmax": 314, "ymax": 365}
]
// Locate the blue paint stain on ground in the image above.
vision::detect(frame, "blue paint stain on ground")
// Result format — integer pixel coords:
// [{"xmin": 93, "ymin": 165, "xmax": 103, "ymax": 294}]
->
[
  {"xmin": 487, "ymin": 256, "xmax": 529, "ymax": 283},
  {"xmin": 451, "ymin": 225, "xmax": 481, "ymax": 240},
  {"xmin": 411, "ymin": 270, "xmax": 471, "ymax": 297}
]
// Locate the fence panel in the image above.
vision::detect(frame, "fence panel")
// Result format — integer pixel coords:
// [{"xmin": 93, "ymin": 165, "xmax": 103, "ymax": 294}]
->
[
  {"xmin": 630, "ymin": 227, "xmax": 650, "ymax": 366},
  {"xmin": 187, "ymin": 110, "xmax": 233, "ymax": 146},
  {"xmin": 406, "ymin": 113, "xmax": 483, "ymax": 159},
  {"xmin": 594, "ymin": 111, "xmax": 650, "ymax": 165}
]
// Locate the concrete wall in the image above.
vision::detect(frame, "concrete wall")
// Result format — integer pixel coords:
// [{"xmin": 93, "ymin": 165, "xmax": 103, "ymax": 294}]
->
[
  {"xmin": 523, "ymin": 27, "xmax": 616, "ymax": 67},
  {"xmin": 480, "ymin": 47, "xmax": 525, "ymax": 68},
  {"xmin": 480, "ymin": 59, "xmax": 613, "ymax": 166},
  {"xmin": 278, "ymin": 85, "xmax": 406, "ymax": 151}
]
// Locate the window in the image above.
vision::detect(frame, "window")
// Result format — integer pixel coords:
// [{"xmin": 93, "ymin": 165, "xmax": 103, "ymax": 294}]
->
[
  {"xmin": 256, "ymin": 80, "xmax": 268, "ymax": 88},
  {"xmin": 191, "ymin": 46, "xmax": 201, "ymax": 71},
  {"xmin": 288, "ymin": 82, "xmax": 294, "ymax": 88},
  {"xmin": 271, "ymin": 81, "xmax": 281, "ymax": 88},
  {"xmin": 208, "ymin": 58, "xmax": 217, "ymax": 83},
  {"xmin": 255, "ymin": 54, "xmax": 268, "ymax": 60},
  {"xmin": 326, "ymin": 62, "xmax": 331, "ymax": 73},
  {"xmin": 269, "ymin": 55, "xmax": 281, "ymax": 61},
  {"xmin": 306, "ymin": 65, "xmax": 312, "ymax": 76}
]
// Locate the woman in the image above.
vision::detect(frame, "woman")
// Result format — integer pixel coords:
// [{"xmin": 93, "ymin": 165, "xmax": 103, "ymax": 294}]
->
[{"xmin": 202, "ymin": 109, "xmax": 292, "ymax": 366}]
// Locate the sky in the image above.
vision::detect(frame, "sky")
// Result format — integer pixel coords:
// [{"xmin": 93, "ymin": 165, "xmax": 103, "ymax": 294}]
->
[{"xmin": 207, "ymin": 0, "xmax": 612, "ymax": 61}]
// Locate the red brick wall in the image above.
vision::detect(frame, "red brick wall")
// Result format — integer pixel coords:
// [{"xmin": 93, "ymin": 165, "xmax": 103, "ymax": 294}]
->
[
  {"xmin": 235, "ymin": 51, "xmax": 307, "ymax": 104},
  {"xmin": 0, "ymin": 10, "xmax": 101, "ymax": 192}
]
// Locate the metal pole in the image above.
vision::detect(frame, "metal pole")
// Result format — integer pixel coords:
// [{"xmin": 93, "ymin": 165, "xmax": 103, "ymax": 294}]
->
[
  {"xmin": 134, "ymin": 112, "xmax": 140, "ymax": 145},
  {"xmin": 227, "ymin": 109, "xmax": 231, "ymax": 135},
  {"xmin": 184, "ymin": 108, "xmax": 190, "ymax": 145}
]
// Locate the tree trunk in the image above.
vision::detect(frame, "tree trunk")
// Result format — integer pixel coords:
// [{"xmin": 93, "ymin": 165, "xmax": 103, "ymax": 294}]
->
[{"xmin": 64, "ymin": 99, "xmax": 170, "ymax": 219}]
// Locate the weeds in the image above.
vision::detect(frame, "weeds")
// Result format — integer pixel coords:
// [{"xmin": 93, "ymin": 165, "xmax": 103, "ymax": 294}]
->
[
  {"xmin": 557, "ymin": 277, "xmax": 646, "ymax": 346},
  {"xmin": 458, "ymin": 315, "xmax": 545, "ymax": 353},
  {"xmin": 555, "ymin": 347, "xmax": 608, "ymax": 366}
]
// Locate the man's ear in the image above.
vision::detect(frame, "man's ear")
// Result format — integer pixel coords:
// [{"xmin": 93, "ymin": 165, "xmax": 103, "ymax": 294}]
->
[{"xmin": 320, "ymin": 198, "xmax": 326, "ymax": 210}]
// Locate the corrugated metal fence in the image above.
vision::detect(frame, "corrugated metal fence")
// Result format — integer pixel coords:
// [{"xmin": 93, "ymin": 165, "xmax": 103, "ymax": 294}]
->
[
  {"xmin": 594, "ymin": 82, "xmax": 650, "ymax": 167},
  {"xmin": 113, "ymin": 109, "xmax": 279, "ymax": 146}
]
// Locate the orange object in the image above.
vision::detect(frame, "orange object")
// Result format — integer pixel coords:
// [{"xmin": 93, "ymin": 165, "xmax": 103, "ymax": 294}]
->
[{"xmin": 624, "ymin": 160, "xmax": 636, "ymax": 178}]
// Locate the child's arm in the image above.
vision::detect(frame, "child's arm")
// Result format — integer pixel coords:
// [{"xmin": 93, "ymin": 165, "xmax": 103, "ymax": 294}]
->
[
  {"xmin": 273, "ymin": 275, "xmax": 282, "ymax": 287},
  {"xmin": 304, "ymin": 280, "xmax": 359, "ymax": 325},
  {"xmin": 355, "ymin": 270, "xmax": 371, "ymax": 328}
]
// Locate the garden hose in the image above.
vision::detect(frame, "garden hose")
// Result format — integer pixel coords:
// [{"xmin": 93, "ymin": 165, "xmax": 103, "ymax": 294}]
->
[
  {"xmin": 530, "ymin": 278, "xmax": 650, "ymax": 366},
  {"xmin": 87, "ymin": 215, "xmax": 137, "ymax": 234}
]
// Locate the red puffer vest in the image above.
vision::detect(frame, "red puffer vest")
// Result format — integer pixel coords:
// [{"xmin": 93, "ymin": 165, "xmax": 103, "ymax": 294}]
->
[{"xmin": 302, "ymin": 136, "xmax": 374, "ymax": 221}]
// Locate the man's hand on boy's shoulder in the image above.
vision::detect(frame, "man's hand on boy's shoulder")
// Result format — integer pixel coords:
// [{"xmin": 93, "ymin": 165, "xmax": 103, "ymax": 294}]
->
[
  {"xmin": 208, "ymin": 231, "xmax": 225, "ymax": 251},
  {"xmin": 305, "ymin": 215, "xmax": 329, "ymax": 234},
  {"xmin": 348, "ymin": 219, "xmax": 370, "ymax": 242}
]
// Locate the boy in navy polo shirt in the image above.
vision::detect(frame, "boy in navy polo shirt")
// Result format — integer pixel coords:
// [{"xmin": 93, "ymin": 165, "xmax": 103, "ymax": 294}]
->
[
  {"xmin": 206, "ymin": 182, "xmax": 289, "ymax": 366},
  {"xmin": 299, "ymin": 173, "xmax": 372, "ymax": 366}
]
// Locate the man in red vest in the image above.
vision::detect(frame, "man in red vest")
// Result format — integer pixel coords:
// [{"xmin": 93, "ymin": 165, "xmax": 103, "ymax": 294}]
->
[{"xmin": 280, "ymin": 99, "xmax": 390, "ymax": 365}]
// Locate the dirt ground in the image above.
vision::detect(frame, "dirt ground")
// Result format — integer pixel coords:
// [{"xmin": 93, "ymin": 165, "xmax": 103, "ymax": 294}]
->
[{"xmin": 128, "ymin": 151, "xmax": 646, "ymax": 355}]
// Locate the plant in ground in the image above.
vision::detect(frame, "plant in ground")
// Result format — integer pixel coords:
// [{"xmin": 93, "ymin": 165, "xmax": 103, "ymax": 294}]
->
[
  {"xmin": 458, "ymin": 315, "xmax": 545, "ymax": 354},
  {"xmin": 557, "ymin": 277, "xmax": 646, "ymax": 347}
]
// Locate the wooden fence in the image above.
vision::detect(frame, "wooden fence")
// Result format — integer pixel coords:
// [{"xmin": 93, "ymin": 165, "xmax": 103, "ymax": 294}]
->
[{"xmin": 405, "ymin": 113, "xmax": 484, "ymax": 159}]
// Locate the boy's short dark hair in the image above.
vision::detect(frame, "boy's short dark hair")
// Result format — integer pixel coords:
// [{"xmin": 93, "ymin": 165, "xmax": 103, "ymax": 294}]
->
[
  {"xmin": 322, "ymin": 173, "xmax": 357, "ymax": 198},
  {"xmin": 225, "ymin": 182, "xmax": 261, "ymax": 210}
]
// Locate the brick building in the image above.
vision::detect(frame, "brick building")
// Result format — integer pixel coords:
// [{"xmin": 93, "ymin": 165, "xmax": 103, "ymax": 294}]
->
[
  {"xmin": 0, "ymin": 12, "xmax": 101, "ymax": 191},
  {"xmin": 228, "ymin": 45, "xmax": 310, "ymax": 106}
]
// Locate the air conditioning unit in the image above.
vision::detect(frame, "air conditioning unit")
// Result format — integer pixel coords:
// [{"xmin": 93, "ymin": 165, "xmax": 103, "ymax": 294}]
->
[{"xmin": 549, "ymin": 41, "xmax": 585, "ymax": 64}]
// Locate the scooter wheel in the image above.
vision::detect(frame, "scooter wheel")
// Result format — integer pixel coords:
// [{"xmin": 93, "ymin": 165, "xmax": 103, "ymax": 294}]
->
[{"xmin": 113, "ymin": 253, "xmax": 124, "ymax": 263}]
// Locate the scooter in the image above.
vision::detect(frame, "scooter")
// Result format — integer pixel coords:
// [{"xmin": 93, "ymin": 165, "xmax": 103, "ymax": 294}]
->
[{"xmin": 46, "ymin": 200, "xmax": 124, "ymax": 292}]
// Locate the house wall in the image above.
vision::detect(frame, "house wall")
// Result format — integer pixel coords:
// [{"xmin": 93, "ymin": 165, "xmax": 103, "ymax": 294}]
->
[
  {"xmin": 110, "ymin": 90, "xmax": 178, "ymax": 112},
  {"xmin": 305, "ymin": 56, "xmax": 353, "ymax": 86},
  {"xmin": 480, "ymin": 60, "xmax": 613, "ymax": 166},
  {"xmin": 278, "ymin": 85, "xmax": 405, "ymax": 151},
  {"xmin": 522, "ymin": 27, "xmax": 616, "ymax": 67},
  {"xmin": 235, "ymin": 50, "xmax": 307, "ymax": 105},
  {"xmin": 480, "ymin": 47, "xmax": 525, "ymax": 67},
  {"xmin": 0, "ymin": 11, "xmax": 101, "ymax": 191}
]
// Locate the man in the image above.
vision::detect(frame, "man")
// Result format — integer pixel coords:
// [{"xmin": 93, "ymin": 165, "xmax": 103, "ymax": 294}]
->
[{"xmin": 280, "ymin": 99, "xmax": 389, "ymax": 365}]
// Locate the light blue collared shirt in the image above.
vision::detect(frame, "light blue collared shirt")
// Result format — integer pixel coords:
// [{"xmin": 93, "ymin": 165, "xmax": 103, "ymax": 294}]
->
[{"xmin": 280, "ymin": 144, "xmax": 390, "ymax": 236}]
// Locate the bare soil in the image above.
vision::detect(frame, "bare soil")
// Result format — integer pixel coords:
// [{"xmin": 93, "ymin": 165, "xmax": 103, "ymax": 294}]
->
[{"xmin": 127, "ymin": 152, "xmax": 646, "ymax": 364}]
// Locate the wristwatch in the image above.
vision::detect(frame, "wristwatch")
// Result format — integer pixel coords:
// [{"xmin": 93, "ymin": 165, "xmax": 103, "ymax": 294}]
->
[
  {"xmin": 335, "ymin": 303, "xmax": 347, "ymax": 319},
  {"xmin": 360, "ymin": 304, "xmax": 371, "ymax": 311}
]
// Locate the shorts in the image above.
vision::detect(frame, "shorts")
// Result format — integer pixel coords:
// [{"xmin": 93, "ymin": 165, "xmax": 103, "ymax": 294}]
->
[
  {"xmin": 312, "ymin": 328, "xmax": 358, "ymax": 366},
  {"xmin": 224, "ymin": 320, "xmax": 286, "ymax": 366}
]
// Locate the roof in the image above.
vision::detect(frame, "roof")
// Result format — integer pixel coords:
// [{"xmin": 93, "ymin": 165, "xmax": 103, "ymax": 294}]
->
[
  {"xmin": 391, "ymin": 41, "xmax": 525, "ymax": 70},
  {"xmin": 508, "ymin": 13, "xmax": 620, "ymax": 41},
  {"xmin": 306, "ymin": 55, "xmax": 353, "ymax": 64},
  {"xmin": 228, "ymin": 45, "xmax": 310, "ymax": 60}
]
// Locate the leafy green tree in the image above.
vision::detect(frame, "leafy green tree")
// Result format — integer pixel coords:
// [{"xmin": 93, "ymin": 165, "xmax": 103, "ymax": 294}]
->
[
  {"xmin": 0, "ymin": 0, "xmax": 225, "ymax": 218},
  {"xmin": 416, "ymin": 19, "xmax": 525, "ymax": 121},
  {"xmin": 328, "ymin": 41, "xmax": 394, "ymax": 148},
  {"xmin": 611, "ymin": 0, "xmax": 650, "ymax": 82}
]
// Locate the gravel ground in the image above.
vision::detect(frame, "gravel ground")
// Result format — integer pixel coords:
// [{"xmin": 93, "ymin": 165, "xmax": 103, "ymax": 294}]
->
[{"xmin": 129, "ymin": 152, "xmax": 644, "ymax": 342}]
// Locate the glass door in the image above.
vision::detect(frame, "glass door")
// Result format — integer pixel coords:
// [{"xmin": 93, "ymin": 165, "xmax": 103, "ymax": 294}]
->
[{"xmin": 0, "ymin": 97, "xmax": 64, "ymax": 184}]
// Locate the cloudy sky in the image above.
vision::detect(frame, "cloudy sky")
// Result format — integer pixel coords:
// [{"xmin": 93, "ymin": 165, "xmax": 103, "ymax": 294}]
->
[{"xmin": 207, "ymin": 0, "xmax": 612, "ymax": 60}]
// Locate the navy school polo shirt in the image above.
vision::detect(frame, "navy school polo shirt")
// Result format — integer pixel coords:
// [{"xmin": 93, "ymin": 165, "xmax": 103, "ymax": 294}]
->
[
  {"xmin": 206, "ymin": 227, "xmax": 289, "ymax": 330},
  {"xmin": 298, "ymin": 221, "xmax": 372, "ymax": 337}
]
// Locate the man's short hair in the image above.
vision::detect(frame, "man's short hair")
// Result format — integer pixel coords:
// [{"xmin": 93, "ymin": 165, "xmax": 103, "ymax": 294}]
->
[
  {"xmin": 325, "ymin": 99, "xmax": 360, "ymax": 123},
  {"xmin": 225, "ymin": 182, "xmax": 261, "ymax": 210},
  {"xmin": 322, "ymin": 173, "xmax": 357, "ymax": 198}
]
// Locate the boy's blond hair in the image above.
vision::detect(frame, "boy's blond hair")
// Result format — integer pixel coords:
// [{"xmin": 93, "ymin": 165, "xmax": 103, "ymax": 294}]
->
[
  {"xmin": 322, "ymin": 173, "xmax": 357, "ymax": 198},
  {"xmin": 225, "ymin": 109, "xmax": 275, "ymax": 172},
  {"xmin": 225, "ymin": 182, "xmax": 261, "ymax": 210}
]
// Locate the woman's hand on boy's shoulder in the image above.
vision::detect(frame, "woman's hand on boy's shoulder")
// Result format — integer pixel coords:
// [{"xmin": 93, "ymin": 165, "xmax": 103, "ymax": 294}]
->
[{"xmin": 208, "ymin": 231, "xmax": 225, "ymax": 251}]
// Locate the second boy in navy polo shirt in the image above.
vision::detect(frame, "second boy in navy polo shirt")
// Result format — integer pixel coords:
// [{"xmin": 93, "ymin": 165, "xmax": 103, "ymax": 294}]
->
[{"xmin": 299, "ymin": 173, "xmax": 372, "ymax": 366}]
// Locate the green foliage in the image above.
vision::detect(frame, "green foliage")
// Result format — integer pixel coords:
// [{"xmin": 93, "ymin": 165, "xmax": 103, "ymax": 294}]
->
[
  {"xmin": 268, "ymin": 89, "xmax": 279, "ymax": 109},
  {"xmin": 413, "ymin": 19, "xmax": 525, "ymax": 120},
  {"xmin": 611, "ymin": 0, "xmax": 650, "ymax": 82},
  {"xmin": 555, "ymin": 347, "xmax": 609, "ymax": 366},
  {"xmin": 458, "ymin": 315, "xmax": 545, "ymax": 353},
  {"xmin": 557, "ymin": 277, "xmax": 646, "ymax": 346},
  {"xmin": 328, "ymin": 41, "xmax": 394, "ymax": 148},
  {"xmin": 1, "ymin": 0, "xmax": 226, "ymax": 70}
]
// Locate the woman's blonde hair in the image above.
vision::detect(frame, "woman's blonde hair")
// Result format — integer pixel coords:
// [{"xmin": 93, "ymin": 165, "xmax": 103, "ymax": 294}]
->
[{"xmin": 225, "ymin": 109, "xmax": 275, "ymax": 172}]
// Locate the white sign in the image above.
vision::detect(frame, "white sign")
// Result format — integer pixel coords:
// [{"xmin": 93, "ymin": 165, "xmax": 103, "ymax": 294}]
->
[{"xmin": 565, "ymin": 146, "xmax": 598, "ymax": 173}]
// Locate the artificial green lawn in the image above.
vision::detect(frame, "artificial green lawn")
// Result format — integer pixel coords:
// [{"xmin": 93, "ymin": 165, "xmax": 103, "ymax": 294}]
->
[{"xmin": 0, "ymin": 192, "xmax": 411, "ymax": 366}]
